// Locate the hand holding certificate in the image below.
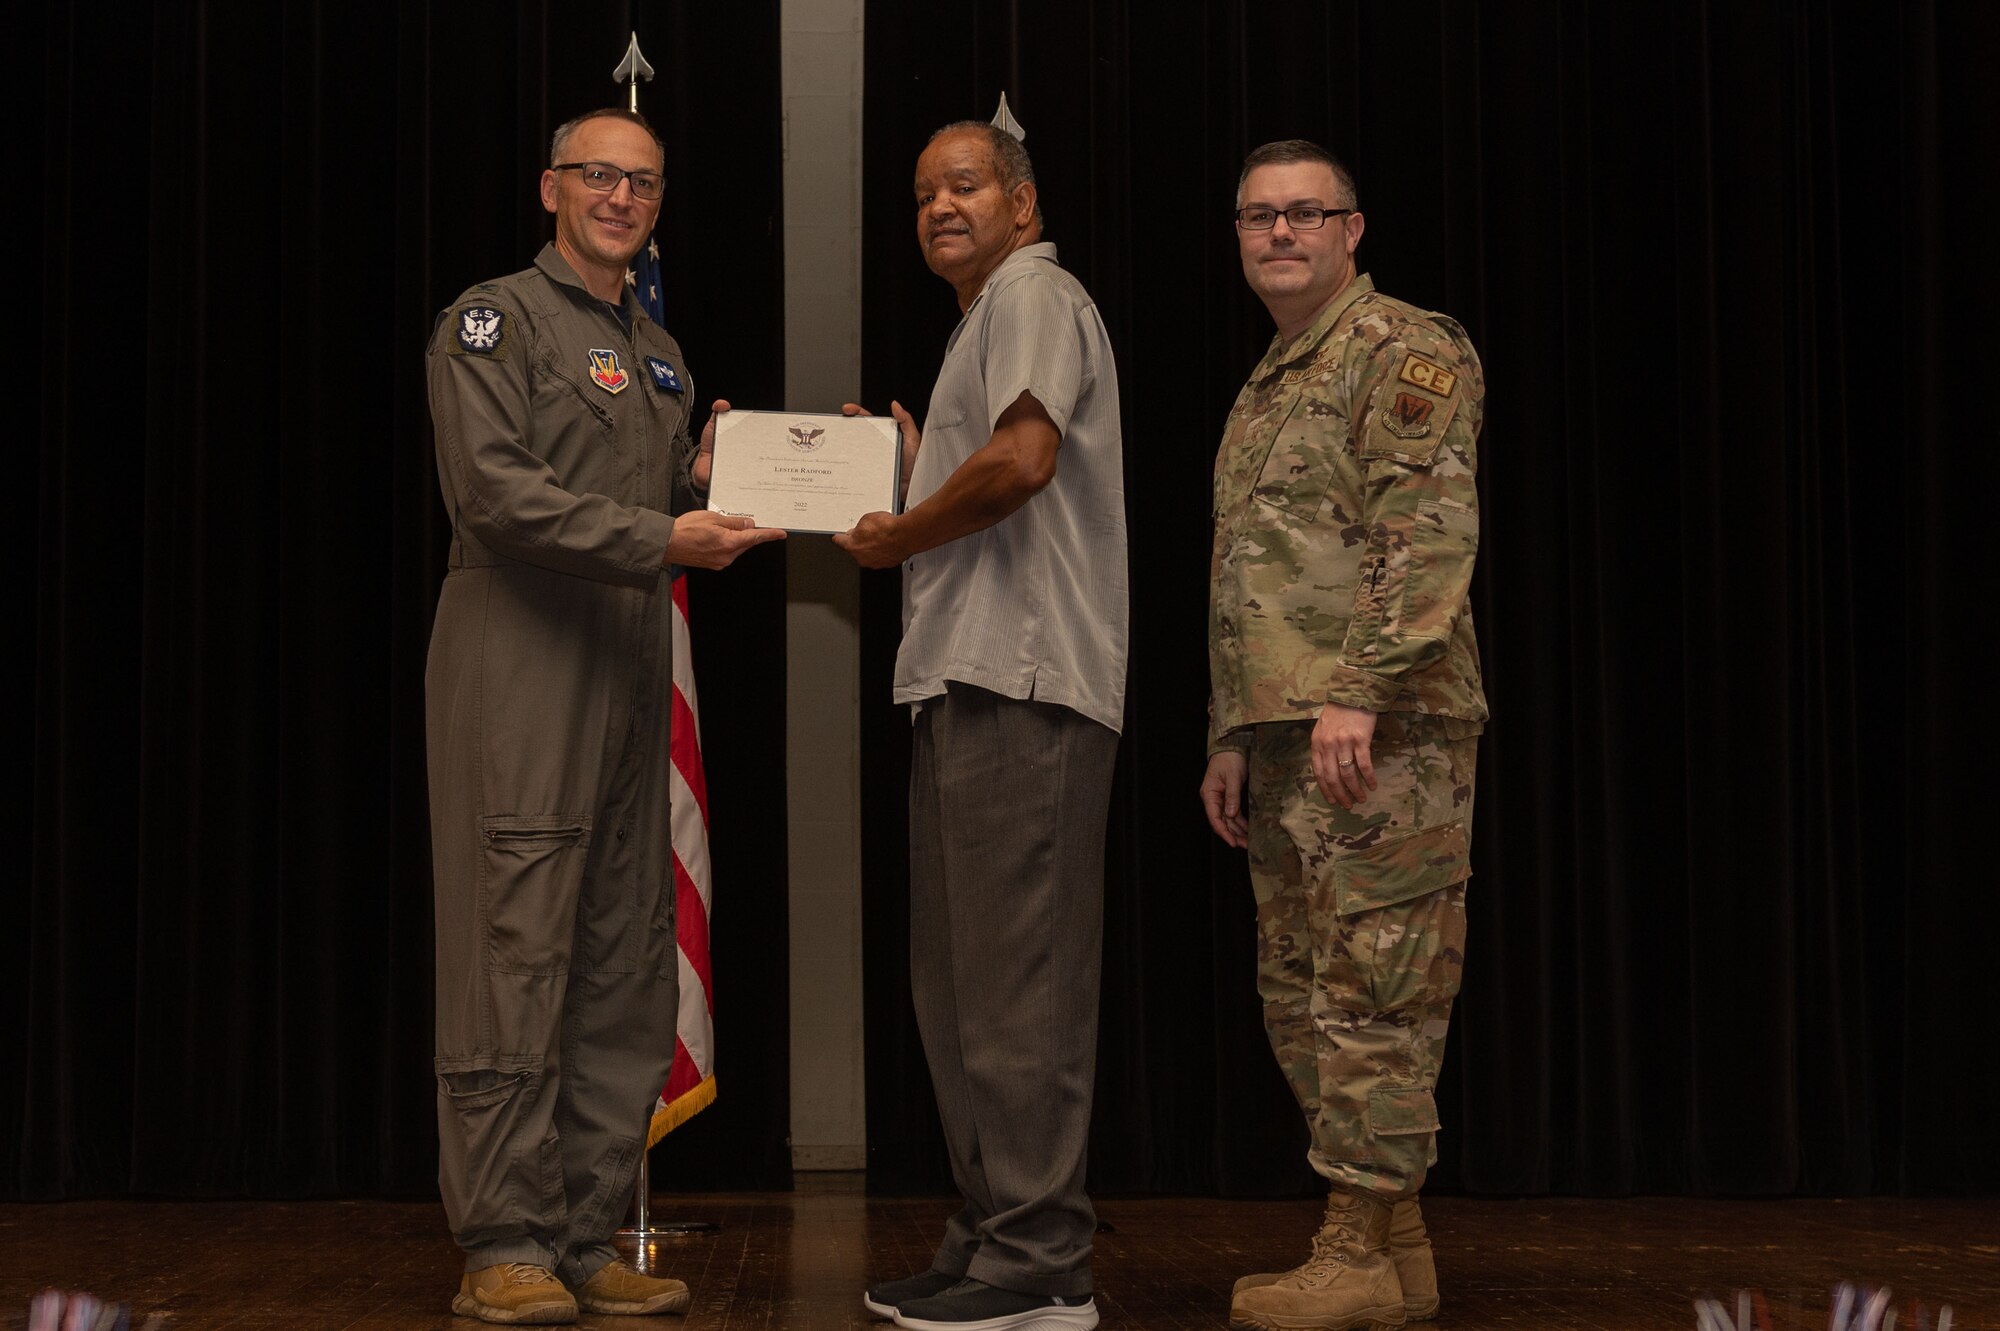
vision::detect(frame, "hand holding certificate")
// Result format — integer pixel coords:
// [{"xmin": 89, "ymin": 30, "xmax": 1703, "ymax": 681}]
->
[{"xmin": 707, "ymin": 409, "xmax": 903, "ymax": 535}]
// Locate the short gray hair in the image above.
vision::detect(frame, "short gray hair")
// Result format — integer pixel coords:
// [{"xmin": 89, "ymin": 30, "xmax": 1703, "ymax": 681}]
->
[
  {"xmin": 1236, "ymin": 139, "xmax": 1358, "ymax": 211},
  {"xmin": 928, "ymin": 121, "xmax": 1044, "ymax": 225},
  {"xmin": 550, "ymin": 108, "xmax": 665, "ymax": 167}
]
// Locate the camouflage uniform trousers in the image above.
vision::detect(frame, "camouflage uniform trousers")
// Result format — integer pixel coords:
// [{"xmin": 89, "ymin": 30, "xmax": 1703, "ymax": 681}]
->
[{"xmin": 1246, "ymin": 710, "xmax": 1477, "ymax": 1201}]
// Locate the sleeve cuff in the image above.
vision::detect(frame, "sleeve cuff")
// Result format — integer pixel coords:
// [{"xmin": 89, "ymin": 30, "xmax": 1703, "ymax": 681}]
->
[
  {"xmin": 1206, "ymin": 730, "xmax": 1253, "ymax": 759},
  {"xmin": 1326, "ymin": 663, "xmax": 1401, "ymax": 712}
]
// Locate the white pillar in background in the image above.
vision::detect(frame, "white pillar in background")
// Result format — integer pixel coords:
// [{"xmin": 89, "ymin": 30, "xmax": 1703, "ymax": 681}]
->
[{"xmin": 781, "ymin": 0, "xmax": 867, "ymax": 1172}]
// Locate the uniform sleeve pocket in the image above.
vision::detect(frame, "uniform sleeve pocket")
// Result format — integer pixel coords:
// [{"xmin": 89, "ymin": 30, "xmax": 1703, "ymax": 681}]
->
[
  {"xmin": 1398, "ymin": 498, "xmax": 1478, "ymax": 641},
  {"xmin": 1332, "ymin": 819, "xmax": 1470, "ymax": 915}
]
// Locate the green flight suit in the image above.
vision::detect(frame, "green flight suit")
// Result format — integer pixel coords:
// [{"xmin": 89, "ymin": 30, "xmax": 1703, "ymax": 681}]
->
[{"xmin": 425, "ymin": 244, "xmax": 695, "ymax": 1283}]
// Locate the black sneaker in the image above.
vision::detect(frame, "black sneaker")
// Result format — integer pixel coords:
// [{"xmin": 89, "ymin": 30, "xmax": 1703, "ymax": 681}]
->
[
  {"xmin": 863, "ymin": 1269, "xmax": 961, "ymax": 1318},
  {"xmin": 892, "ymin": 1278, "xmax": 1099, "ymax": 1331}
]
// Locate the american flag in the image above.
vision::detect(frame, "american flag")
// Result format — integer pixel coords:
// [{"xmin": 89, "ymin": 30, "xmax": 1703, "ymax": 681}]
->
[{"xmin": 633, "ymin": 237, "xmax": 717, "ymax": 1143}]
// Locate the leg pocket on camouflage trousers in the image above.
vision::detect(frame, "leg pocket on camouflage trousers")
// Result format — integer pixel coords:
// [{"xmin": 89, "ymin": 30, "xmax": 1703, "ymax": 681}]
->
[
  {"xmin": 1355, "ymin": 879, "xmax": 1469, "ymax": 1016},
  {"xmin": 480, "ymin": 814, "xmax": 593, "ymax": 975},
  {"xmin": 1332, "ymin": 820, "xmax": 1470, "ymax": 916},
  {"xmin": 1368, "ymin": 1085, "xmax": 1442, "ymax": 1137},
  {"xmin": 1355, "ymin": 883, "xmax": 1467, "ymax": 1149}
]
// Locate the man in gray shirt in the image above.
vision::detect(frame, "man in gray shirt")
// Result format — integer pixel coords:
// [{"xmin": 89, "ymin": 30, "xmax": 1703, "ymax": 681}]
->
[{"xmin": 837, "ymin": 115, "xmax": 1127, "ymax": 1331}]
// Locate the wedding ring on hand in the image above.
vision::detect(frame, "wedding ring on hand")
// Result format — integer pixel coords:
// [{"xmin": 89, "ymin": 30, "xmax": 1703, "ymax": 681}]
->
[{"xmin": 1337, "ymin": 757, "xmax": 1356, "ymax": 767}]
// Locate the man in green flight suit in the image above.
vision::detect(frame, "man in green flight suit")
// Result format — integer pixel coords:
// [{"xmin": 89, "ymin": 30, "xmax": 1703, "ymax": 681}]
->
[
  {"xmin": 1201, "ymin": 139, "xmax": 1488, "ymax": 1331},
  {"xmin": 425, "ymin": 107, "xmax": 782, "ymax": 1324}
]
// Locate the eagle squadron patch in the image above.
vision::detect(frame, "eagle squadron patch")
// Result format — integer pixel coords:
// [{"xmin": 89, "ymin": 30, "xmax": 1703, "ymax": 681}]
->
[{"xmin": 457, "ymin": 307, "xmax": 504, "ymax": 354}]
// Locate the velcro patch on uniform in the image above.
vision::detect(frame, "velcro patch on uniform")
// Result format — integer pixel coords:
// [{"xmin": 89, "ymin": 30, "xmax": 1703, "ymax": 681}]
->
[
  {"xmin": 456, "ymin": 307, "xmax": 506, "ymax": 355},
  {"xmin": 1361, "ymin": 387, "xmax": 1461, "ymax": 465},
  {"xmin": 644, "ymin": 355, "xmax": 684, "ymax": 394},
  {"xmin": 1397, "ymin": 353, "xmax": 1457, "ymax": 398},
  {"xmin": 587, "ymin": 349, "xmax": 629, "ymax": 395},
  {"xmin": 1383, "ymin": 392, "xmax": 1435, "ymax": 439}
]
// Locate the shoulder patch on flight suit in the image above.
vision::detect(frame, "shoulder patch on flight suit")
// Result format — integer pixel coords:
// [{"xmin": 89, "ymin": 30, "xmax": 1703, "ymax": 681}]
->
[
  {"xmin": 1397, "ymin": 353, "xmax": 1457, "ymax": 398},
  {"xmin": 454, "ymin": 306, "xmax": 507, "ymax": 356},
  {"xmin": 644, "ymin": 356, "xmax": 683, "ymax": 394},
  {"xmin": 586, "ymin": 349, "xmax": 629, "ymax": 395}
]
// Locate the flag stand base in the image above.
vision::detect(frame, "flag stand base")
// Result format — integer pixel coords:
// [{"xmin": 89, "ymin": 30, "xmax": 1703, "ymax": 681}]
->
[{"xmin": 617, "ymin": 1150, "xmax": 722, "ymax": 1250}]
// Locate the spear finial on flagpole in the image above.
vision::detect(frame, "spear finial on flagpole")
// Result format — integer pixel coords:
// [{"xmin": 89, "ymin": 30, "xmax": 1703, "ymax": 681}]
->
[
  {"xmin": 614, "ymin": 32, "xmax": 655, "ymax": 113},
  {"xmin": 991, "ymin": 92, "xmax": 1026, "ymax": 142}
]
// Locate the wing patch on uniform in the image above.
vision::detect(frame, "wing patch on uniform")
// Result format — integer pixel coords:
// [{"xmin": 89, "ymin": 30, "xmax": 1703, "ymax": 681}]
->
[
  {"xmin": 1362, "ymin": 381, "xmax": 1461, "ymax": 465},
  {"xmin": 1383, "ymin": 392, "xmax": 1435, "ymax": 439},
  {"xmin": 644, "ymin": 356, "xmax": 683, "ymax": 394},
  {"xmin": 1397, "ymin": 353, "xmax": 1457, "ymax": 398},
  {"xmin": 457, "ymin": 307, "xmax": 505, "ymax": 354},
  {"xmin": 588, "ymin": 349, "xmax": 629, "ymax": 395}
]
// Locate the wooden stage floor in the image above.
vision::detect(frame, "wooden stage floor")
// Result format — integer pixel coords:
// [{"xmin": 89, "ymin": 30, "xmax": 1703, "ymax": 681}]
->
[{"xmin": 1, "ymin": 1177, "xmax": 1992, "ymax": 1329}]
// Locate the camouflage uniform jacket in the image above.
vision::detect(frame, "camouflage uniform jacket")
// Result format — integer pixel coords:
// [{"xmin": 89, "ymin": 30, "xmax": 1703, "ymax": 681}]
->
[{"xmin": 1209, "ymin": 274, "xmax": 1487, "ymax": 752}]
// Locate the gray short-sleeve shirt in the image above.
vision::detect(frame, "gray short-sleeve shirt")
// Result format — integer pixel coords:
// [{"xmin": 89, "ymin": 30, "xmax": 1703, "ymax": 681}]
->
[{"xmin": 895, "ymin": 242, "xmax": 1129, "ymax": 733}]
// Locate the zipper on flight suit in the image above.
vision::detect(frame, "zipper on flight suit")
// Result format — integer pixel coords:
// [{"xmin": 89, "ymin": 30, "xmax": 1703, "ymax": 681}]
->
[{"xmin": 538, "ymin": 358, "xmax": 617, "ymax": 434}]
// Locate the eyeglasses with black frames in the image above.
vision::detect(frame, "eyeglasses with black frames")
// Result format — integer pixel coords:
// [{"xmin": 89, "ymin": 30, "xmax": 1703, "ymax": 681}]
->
[
  {"xmin": 553, "ymin": 162, "xmax": 666, "ymax": 201},
  {"xmin": 1234, "ymin": 206, "xmax": 1354, "ymax": 231}
]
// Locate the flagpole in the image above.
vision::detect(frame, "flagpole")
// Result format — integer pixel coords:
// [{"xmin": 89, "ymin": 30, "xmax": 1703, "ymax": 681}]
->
[{"xmin": 607, "ymin": 26, "xmax": 721, "ymax": 1255}]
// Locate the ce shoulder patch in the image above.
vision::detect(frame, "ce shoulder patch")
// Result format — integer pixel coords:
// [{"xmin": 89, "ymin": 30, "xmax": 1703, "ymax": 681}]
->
[
  {"xmin": 1397, "ymin": 352, "xmax": 1458, "ymax": 399},
  {"xmin": 456, "ymin": 306, "xmax": 506, "ymax": 355}
]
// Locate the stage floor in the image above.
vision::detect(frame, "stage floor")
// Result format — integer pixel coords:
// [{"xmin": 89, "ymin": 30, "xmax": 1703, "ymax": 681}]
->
[{"xmin": 2, "ymin": 1177, "xmax": 1991, "ymax": 1329}]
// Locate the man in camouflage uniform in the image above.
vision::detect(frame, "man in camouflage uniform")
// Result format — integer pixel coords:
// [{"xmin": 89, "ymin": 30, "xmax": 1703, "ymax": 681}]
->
[{"xmin": 1201, "ymin": 139, "xmax": 1486, "ymax": 1331}]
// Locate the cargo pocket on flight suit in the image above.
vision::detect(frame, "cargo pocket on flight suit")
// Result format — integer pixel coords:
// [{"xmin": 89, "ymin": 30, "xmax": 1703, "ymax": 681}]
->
[
  {"xmin": 480, "ymin": 814, "xmax": 593, "ymax": 976},
  {"xmin": 437, "ymin": 1059, "xmax": 552, "ymax": 1232}
]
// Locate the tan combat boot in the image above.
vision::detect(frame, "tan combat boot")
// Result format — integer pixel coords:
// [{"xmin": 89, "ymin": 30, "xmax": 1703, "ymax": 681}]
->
[
  {"xmin": 574, "ymin": 1258, "xmax": 692, "ymax": 1315},
  {"xmin": 1229, "ymin": 1190, "xmax": 1405, "ymax": 1330},
  {"xmin": 452, "ymin": 1263, "xmax": 578, "ymax": 1324},
  {"xmin": 1386, "ymin": 1199, "xmax": 1438, "ymax": 1320},
  {"xmin": 1231, "ymin": 1196, "xmax": 1436, "ymax": 1321}
]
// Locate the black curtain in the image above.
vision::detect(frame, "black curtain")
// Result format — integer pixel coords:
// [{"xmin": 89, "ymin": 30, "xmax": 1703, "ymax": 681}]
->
[
  {"xmin": 859, "ymin": 2, "xmax": 2000, "ymax": 1196},
  {"xmin": 16, "ymin": 1, "xmax": 791, "ymax": 1199},
  {"xmin": 19, "ymin": 0, "xmax": 2000, "ymax": 1206}
]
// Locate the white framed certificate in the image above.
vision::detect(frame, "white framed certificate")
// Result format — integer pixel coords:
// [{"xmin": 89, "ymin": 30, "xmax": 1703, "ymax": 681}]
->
[{"xmin": 707, "ymin": 410, "xmax": 902, "ymax": 535}]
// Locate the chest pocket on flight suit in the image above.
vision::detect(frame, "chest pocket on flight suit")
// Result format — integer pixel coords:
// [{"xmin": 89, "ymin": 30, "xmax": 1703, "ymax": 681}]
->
[{"xmin": 535, "ymin": 357, "xmax": 617, "ymax": 438}]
